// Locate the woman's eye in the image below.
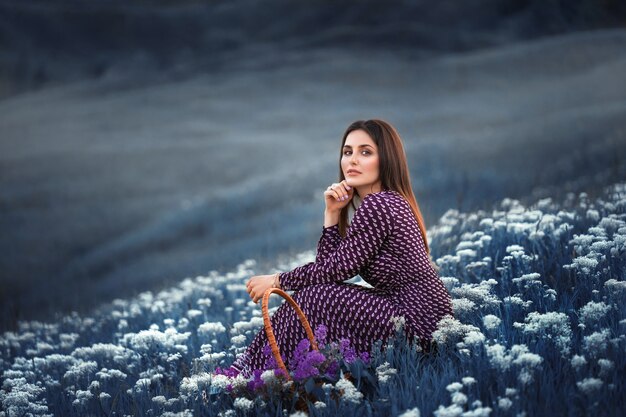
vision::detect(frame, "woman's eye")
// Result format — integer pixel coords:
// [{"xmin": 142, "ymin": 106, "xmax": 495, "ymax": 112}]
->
[{"xmin": 343, "ymin": 150, "xmax": 371, "ymax": 156}]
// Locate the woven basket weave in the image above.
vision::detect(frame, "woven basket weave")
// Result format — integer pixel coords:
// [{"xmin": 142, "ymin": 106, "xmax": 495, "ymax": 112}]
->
[{"xmin": 262, "ymin": 287, "xmax": 319, "ymax": 380}]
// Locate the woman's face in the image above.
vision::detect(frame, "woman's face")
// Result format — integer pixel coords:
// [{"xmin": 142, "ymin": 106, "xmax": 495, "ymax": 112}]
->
[{"xmin": 341, "ymin": 129, "xmax": 381, "ymax": 193}]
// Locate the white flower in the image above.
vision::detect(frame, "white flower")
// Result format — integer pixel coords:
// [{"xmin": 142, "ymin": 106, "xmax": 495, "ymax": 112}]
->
[
  {"xmin": 570, "ymin": 355, "xmax": 587, "ymax": 370},
  {"xmin": 313, "ymin": 401, "xmax": 327, "ymax": 410},
  {"xmin": 230, "ymin": 335, "xmax": 247, "ymax": 346},
  {"xmin": 485, "ymin": 344, "xmax": 512, "ymax": 371},
  {"xmin": 233, "ymin": 397, "xmax": 254, "ymax": 411},
  {"xmin": 196, "ymin": 352, "xmax": 226, "ymax": 364},
  {"xmin": 498, "ymin": 397, "xmax": 512, "ymax": 410},
  {"xmin": 576, "ymin": 377, "xmax": 603, "ymax": 394},
  {"xmin": 452, "ymin": 392, "xmax": 468, "ymax": 405},
  {"xmin": 198, "ymin": 322, "xmax": 226, "ymax": 335},
  {"xmin": 441, "ymin": 277, "xmax": 460, "ymax": 291},
  {"xmin": 261, "ymin": 370, "xmax": 279, "ymax": 384},
  {"xmin": 512, "ymin": 352, "xmax": 543, "ymax": 369},
  {"xmin": 463, "ymin": 330, "xmax": 486, "ymax": 346},
  {"xmin": 197, "ymin": 298, "xmax": 212, "ymax": 308},
  {"xmin": 376, "ymin": 362, "xmax": 398, "ymax": 384},
  {"xmin": 133, "ymin": 378, "xmax": 151, "ymax": 393},
  {"xmin": 122, "ymin": 328, "xmax": 190, "ymax": 354},
  {"xmin": 152, "ymin": 396, "xmax": 167, "ymax": 406},
  {"xmin": 398, "ymin": 407, "xmax": 421, "ymax": 417},
  {"xmin": 485, "ymin": 343, "xmax": 541, "ymax": 382},
  {"xmin": 462, "ymin": 377, "xmax": 476, "ymax": 386},
  {"xmin": 505, "ymin": 388, "xmax": 518, "ymax": 397},
  {"xmin": 583, "ymin": 329, "xmax": 611, "ymax": 357},
  {"xmin": 513, "ymin": 311, "xmax": 572, "ymax": 356},
  {"xmin": 451, "ymin": 280, "xmax": 501, "ymax": 308},
  {"xmin": 578, "ymin": 301, "xmax": 611, "ymax": 328},
  {"xmin": 544, "ymin": 289, "xmax": 557, "ymax": 301},
  {"xmin": 446, "ymin": 382, "xmax": 463, "ymax": 392},
  {"xmin": 187, "ymin": 309, "xmax": 203, "ymax": 319},
  {"xmin": 598, "ymin": 358, "xmax": 614, "ymax": 377},
  {"xmin": 179, "ymin": 373, "xmax": 215, "ymax": 396},
  {"xmin": 604, "ymin": 279, "xmax": 626, "ymax": 297},
  {"xmin": 230, "ymin": 317, "xmax": 264, "ymax": 335},
  {"xmin": 72, "ymin": 389, "xmax": 93, "ymax": 406},
  {"xmin": 503, "ymin": 296, "xmax": 533, "ymax": 309},
  {"xmin": 512, "ymin": 273, "xmax": 541, "ymax": 285},
  {"xmin": 482, "ymin": 315, "xmax": 501, "ymax": 331},
  {"xmin": 565, "ymin": 255, "xmax": 599, "ymax": 275},
  {"xmin": 506, "ymin": 244, "xmax": 525, "ymax": 253},
  {"xmin": 462, "ymin": 406, "xmax": 492, "ymax": 417},
  {"xmin": 586, "ymin": 209, "xmax": 600, "ymax": 221},
  {"xmin": 434, "ymin": 403, "xmax": 463, "ymax": 417},
  {"xmin": 433, "ymin": 316, "xmax": 481, "ymax": 345},
  {"xmin": 452, "ymin": 298, "xmax": 477, "ymax": 315},
  {"xmin": 336, "ymin": 376, "xmax": 363, "ymax": 404},
  {"xmin": 230, "ymin": 374, "xmax": 251, "ymax": 391},
  {"xmin": 63, "ymin": 360, "xmax": 98, "ymax": 382}
]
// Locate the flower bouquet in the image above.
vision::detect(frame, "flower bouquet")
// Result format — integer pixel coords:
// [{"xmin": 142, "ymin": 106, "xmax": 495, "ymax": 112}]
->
[{"xmin": 212, "ymin": 323, "xmax": 376, "ymax": 412}]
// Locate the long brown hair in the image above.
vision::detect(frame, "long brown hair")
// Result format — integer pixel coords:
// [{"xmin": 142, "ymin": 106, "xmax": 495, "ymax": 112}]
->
[{"xmin": 337, "ymin": 119, "xmax": 439, "ymax": 271}]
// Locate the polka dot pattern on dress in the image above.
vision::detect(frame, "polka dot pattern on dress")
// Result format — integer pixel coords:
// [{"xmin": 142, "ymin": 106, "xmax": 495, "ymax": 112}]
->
[{"xmin": 230, "ymin": 190, "xmax": 453, "ymax": 378}]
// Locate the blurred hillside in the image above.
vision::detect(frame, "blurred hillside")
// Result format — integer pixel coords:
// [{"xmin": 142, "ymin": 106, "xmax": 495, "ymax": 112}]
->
[{"xmin": 1, "ymin": 0, "xmax": 625, "ymax": 98}]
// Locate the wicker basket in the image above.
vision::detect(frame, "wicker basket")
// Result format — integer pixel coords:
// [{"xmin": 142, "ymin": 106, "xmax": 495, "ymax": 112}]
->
[{"xmin": 262, "ymin": 287, "xmax": 319, "ymax": 380}]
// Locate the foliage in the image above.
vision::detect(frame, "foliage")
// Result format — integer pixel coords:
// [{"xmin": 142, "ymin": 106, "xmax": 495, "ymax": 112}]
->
[{"xmin": 1, "ymin": 182, "xmax": 625, "ymax": 416}]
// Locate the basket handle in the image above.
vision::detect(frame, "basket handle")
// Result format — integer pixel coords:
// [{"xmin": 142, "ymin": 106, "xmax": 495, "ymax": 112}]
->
[{"xmin": 262, "ymin": 287, "xmax": 319, "ymax": 380}]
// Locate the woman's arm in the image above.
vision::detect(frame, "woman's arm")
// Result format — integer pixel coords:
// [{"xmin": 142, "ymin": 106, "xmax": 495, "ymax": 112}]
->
[
  {"xmin": 324, "ymin": 208, "xmax": 340, "ymax": 228},
  {"xmin": 315, "ymin": 209, "xmax": 343, "ymax": 263},
  {"xmin": 279, "ymin": 193, "xmax": 394, "ymax": 291}
]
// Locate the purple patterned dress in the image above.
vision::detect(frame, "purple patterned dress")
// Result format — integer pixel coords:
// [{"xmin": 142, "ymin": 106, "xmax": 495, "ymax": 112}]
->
[{"xmin": 230, "ymin": 189, "xmax": 453, "ymax": 377}]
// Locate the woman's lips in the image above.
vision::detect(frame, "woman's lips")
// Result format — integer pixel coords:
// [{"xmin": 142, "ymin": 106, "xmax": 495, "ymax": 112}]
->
[{"xmin": 347, "ymin": 171, "xmax": 361, "ymax": 175}]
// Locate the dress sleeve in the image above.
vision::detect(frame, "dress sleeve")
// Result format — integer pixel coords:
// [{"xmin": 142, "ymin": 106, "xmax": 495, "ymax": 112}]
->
[
  {"xmin": 315, "ymin": 224, "xmax": 343, "ymax": 263},
  {"xmin": 279, "ymin": 193, "xmax": 395, "ymax": 291}
]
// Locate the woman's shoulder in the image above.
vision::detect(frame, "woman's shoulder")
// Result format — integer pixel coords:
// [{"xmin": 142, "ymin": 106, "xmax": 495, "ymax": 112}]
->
[
  {"xmin": 358, "ymin": 190, "xmax": 406, "ymax": 217},
  {"xmin": 361, "ymin": 189, "xmax": 404, "ymax": 206}
]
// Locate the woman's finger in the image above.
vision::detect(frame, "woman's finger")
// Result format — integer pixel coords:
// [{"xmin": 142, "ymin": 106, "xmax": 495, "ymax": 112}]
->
[{"xmin": 326, "ymin": 184, "xmax": 347, "ymax": 201}]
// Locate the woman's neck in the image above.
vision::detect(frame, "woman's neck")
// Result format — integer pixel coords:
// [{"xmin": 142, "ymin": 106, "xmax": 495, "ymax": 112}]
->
[{"xmin": 355, "ymin": 182, "xmax": 383, "ymax": 201}]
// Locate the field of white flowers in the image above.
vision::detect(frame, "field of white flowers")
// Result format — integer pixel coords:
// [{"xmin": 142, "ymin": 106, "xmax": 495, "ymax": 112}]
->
[{"xmin": 1, "ymin": 181, "xmax": 624, "ymax": 417}]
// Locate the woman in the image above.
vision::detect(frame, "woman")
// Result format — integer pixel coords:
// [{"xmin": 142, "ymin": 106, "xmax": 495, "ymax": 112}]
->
[{"xmin": 228, "ymin": 119, "xmax": 453, "ymax": 378}]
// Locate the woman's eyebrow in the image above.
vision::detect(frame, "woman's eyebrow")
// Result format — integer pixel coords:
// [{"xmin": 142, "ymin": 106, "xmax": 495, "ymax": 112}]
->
[{"xmin": 343, "ymin": 144, "xmax": 373, "ymax": 149}]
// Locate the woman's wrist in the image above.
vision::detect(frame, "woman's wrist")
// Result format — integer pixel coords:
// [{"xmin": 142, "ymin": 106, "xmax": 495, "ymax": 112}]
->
[
  {"xmin": 273, "ymin": 272, "xmax": 281, "ymax": 289},
  {"xmin": 324, "ymin": 209, "xmax": 340, "ymax": 228}
]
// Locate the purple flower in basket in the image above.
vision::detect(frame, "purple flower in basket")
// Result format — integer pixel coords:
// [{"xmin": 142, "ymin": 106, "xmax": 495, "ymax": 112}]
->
[
  {"xmin": 289, "ymin": 339, "xmax": 312, "ymax": 371},
  {"xmin": 247, "ymin": 369, "xmax": 265, "ymax": 391},
  {"xmin": 359, "ymin": 351, "xmax": 370, "ymax": 364},
  {"xmin": 339, "ymin": 338, "xmax": 357, "ymax": 364},
  {"xmin": 263, "ymin": 343, "xmax": 279, "ymax": 370},
  {"xmin": 314, "ymin": 324, "xmax": 328, "ymax": 345},
  {"xmin": 325, "ymin": 359, "xmax": 340, "ymax": 379},
  {"xmin": 293, "ymin": 350, "xmax": 326, "ymax": 381},
  {"xmin": 214, "ymin": 366, "xmax": 239, "ymax": 378}
]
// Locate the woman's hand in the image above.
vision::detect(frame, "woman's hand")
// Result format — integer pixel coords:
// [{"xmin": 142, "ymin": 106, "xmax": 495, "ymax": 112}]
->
[
  {"xmin": 245, "ymin": 274, "xmax": 277, "ymax": 304},
  {"xmin": 324, "ymin": 180, "xmax": 354, "ymax": 212}
]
